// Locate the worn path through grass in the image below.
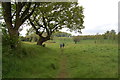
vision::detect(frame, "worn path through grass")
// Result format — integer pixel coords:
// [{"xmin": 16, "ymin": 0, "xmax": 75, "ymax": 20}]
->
[{"xmin": 57, "ymin": 48, "xmax": 69, "ymax": 78}]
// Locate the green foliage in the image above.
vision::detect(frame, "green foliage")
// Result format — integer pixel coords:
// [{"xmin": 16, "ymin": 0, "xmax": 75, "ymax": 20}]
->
[
  {"xmin": 52, "ymin": 31, "xmax": 71, "ymax": 37},
  {"xmin": 73, "ymin": 36, "xmax": 80, "ymax": 44},
  {"xmin": 1, "ymin": 2, "xmax": 38, "ymax": 48},
  {"xmin": 0, "ymin": 22, "xmax": 21, "ymax": 48},
  {"xmin": 103, "ymin": 30, "xmax": 117, "ymax": 40},
  {"xmin": 0, "ymin": 22, "xmax": 10, "ymax": 46},
  {"xmin": 49, "ymin": 37, "xmax": 73, "ymax": 44},
  {"xmin": 28, "ymin": 2, "xmax": 84, "ymax": 40},
  {"xmin": 71, "ymin": 30, "xmax": 118, "ymax": 44},
  {"xmin": 20, "ymin": 33, "xmax": 39, "ymax": 42}
]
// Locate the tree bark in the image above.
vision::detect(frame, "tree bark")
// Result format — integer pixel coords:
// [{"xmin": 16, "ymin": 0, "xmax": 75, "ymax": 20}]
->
[
  {"xmin": 37, "ymin": 36, "xmax": 50, "ymax": 46},
  {"xmin": 2, "ymin": 2, "xmax": 19, "ymax": 49},
  {"xmin": 9, "ymin": 28, "xmax": 19, "ymax": 49},
  {"xmin": 2, "ymin": 2, "xmax": 37, "ymax": 49}
]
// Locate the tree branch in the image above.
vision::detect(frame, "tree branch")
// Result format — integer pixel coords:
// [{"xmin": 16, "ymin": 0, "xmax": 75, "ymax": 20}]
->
[
  {"xmin": 52, "ymin": 26, "xmax": 58, "ymax": 32},
  {"xmin": 42, "ymin": 14, "xmax": 51, "ymax": 36},
  {"xmin": 14, "ymin": 3, "xmax": 37, "ymax": 30},
  {"xmin": 33, "ymin": 12, "xmax": 44, "ymax": 28},
  {"xmin": 28, "ymin": 18, "xmax": 44, "ymax": 37},
  {"xmin": 14, "ymin": 2, "xmax": 23, "ymax": 30},
  {"xmin": 29, "ymin": 18, "xmax": 38, "ymax": 32},
  {"xmin": 11, "ymin": 11, "xmax": 16, "ymax": 19},
  {"xmin": 20, "ymin": 3, "xmax": 31, "ymax": 20},
  {"xmin": 21, "ymin": 3, "xmax": 37, "ymax": 25},
  {"xmin": 2, "ymin": 2, "xmax": 13, "ymax": 29},
  {"xmin": 40, "ymin": 28, "xmax": 45, "ymax": 36}
]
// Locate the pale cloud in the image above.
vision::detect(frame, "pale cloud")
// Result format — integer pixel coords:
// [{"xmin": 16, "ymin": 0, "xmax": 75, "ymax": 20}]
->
[
  {"xmin": 118, "ymin": 1, "xmax": 120, "ymax": 32},
  {"xmin": 76, "ymin": 0, "xmax": 119, "ymax": 35}
]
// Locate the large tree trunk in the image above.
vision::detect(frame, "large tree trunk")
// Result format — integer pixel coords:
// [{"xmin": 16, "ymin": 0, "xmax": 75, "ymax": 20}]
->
[
  {"xmin": 37, "ymin": 36, "xmax": 50, "ymax": 46},
  {"xmin": 9, "ymin": 28, "xmax": 19, "ymax": 49},
  {"xmin": 2, "ymin": 2, "xmax": 37, "ymax": 49},
  {"xmin": 2, "ymin": 2, "xmax": 19, "ymax": 49}
]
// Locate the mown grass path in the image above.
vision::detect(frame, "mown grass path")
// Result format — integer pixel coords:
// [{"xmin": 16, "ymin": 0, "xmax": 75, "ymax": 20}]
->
[{"xmin": 57, "ymin": 48, "xmax": 69, "ymax": 78}]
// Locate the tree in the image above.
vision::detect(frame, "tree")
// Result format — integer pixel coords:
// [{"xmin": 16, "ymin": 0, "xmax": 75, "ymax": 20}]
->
[
  {"xmin": 103, "ymin": 30, "xmax": 116, "ymax": 40},
  {"xmin": 52, "ymin": 31, "xmax": 71, "ymax": 37},
  {"xmin": 110, "ymin": 30, "xmax": 116, "ymax": 40},
  {"xmin": 28, "ymin": 2, "xmax": 84, "ymax": 46},
  {"xmin": 2, "ymin": 2, "xmax": 38, "ymax": 49},
  {"xmin": 118, "ymin": 32, "xmax": 120, "ymax": 44},
  {"xmin": 73, "ymin": 36, "xmax": 80, "ymax": 44}
]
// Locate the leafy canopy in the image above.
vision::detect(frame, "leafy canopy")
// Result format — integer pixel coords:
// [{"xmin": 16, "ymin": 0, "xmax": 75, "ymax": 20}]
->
[{"xmin": 28, "ymin": 2, "xmax": 84, "ymax": 38}]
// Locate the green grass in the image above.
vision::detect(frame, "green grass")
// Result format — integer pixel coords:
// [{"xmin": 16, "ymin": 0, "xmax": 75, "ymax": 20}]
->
[
  {"xmin": 2, "ymin": 42, "xmax": 60, "ymax": 78},
  {"xmin": 2, "ymin": 38, "xmax": 118, "ymax": 78},
  {"xmin": 64, "ymin": 43, "xmax": 118, "ymax": 78},
  {"xmin": 0, "ymin": 42, "xmax": 2, "ymax": 79}
]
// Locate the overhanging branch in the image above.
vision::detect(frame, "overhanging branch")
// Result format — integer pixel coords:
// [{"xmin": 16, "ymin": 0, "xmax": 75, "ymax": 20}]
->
[
  {"xmin": 21, "ymin": 3, "xmax": 37, "ymax": 24},
  {"xmin": 20, "ymin": 3, "xmax": 31, "ymax": 20}
]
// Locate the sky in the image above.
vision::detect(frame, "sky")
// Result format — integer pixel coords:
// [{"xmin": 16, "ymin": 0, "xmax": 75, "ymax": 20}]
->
[
  {"xmin": 20, "ymin": 0, "xmax": 119, "ymax": 36},
  {"xmin": 78, "ymin": 0, "xmax": 119, "ymax": 35},
  {"xmin": 77, "ymin": 0, "xmax": 119, "ymax": 35}
]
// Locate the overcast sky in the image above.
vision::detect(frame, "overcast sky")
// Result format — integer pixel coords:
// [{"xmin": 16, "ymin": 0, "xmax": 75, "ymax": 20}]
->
[
  {"xmin": 76, "ymin": 0, "xmax": 119, "ymax": 35},
  {"xmin": 20, "ymin": 0, "xmax": 119, "ymax": 36}
]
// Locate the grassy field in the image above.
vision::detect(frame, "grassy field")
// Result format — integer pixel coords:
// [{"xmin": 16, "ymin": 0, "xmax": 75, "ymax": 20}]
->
[{"xmin": 2, "ymin": 37, "xmax": 118, "ymax": 78}]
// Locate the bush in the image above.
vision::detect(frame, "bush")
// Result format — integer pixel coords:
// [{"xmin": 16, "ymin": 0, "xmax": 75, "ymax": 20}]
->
[{"xmin": 73, "ymin": 36, "xmax": 80, "ymax": 44}]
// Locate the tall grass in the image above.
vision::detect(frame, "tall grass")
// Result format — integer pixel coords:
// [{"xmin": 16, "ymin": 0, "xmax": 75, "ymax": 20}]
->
[{"xmin": 2, "ymin": 42, "xmax": 60, "ymax": 78}]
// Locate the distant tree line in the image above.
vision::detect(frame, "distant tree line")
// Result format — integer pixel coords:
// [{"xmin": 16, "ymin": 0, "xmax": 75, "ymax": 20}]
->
[
  {"xmin": 73, "ymin": 30, "xmax": 118, "ymax": 44},
  {"xmin": 20, "ymin": 31, "xmax": 72, "ymax": 42},
  {"xmin": 52, "ymin": 31, "xmax": 71, "ymax": 37},
  {"xmin": 20, "ymin": 34, "xmax": 39, "ymax": 42}
]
